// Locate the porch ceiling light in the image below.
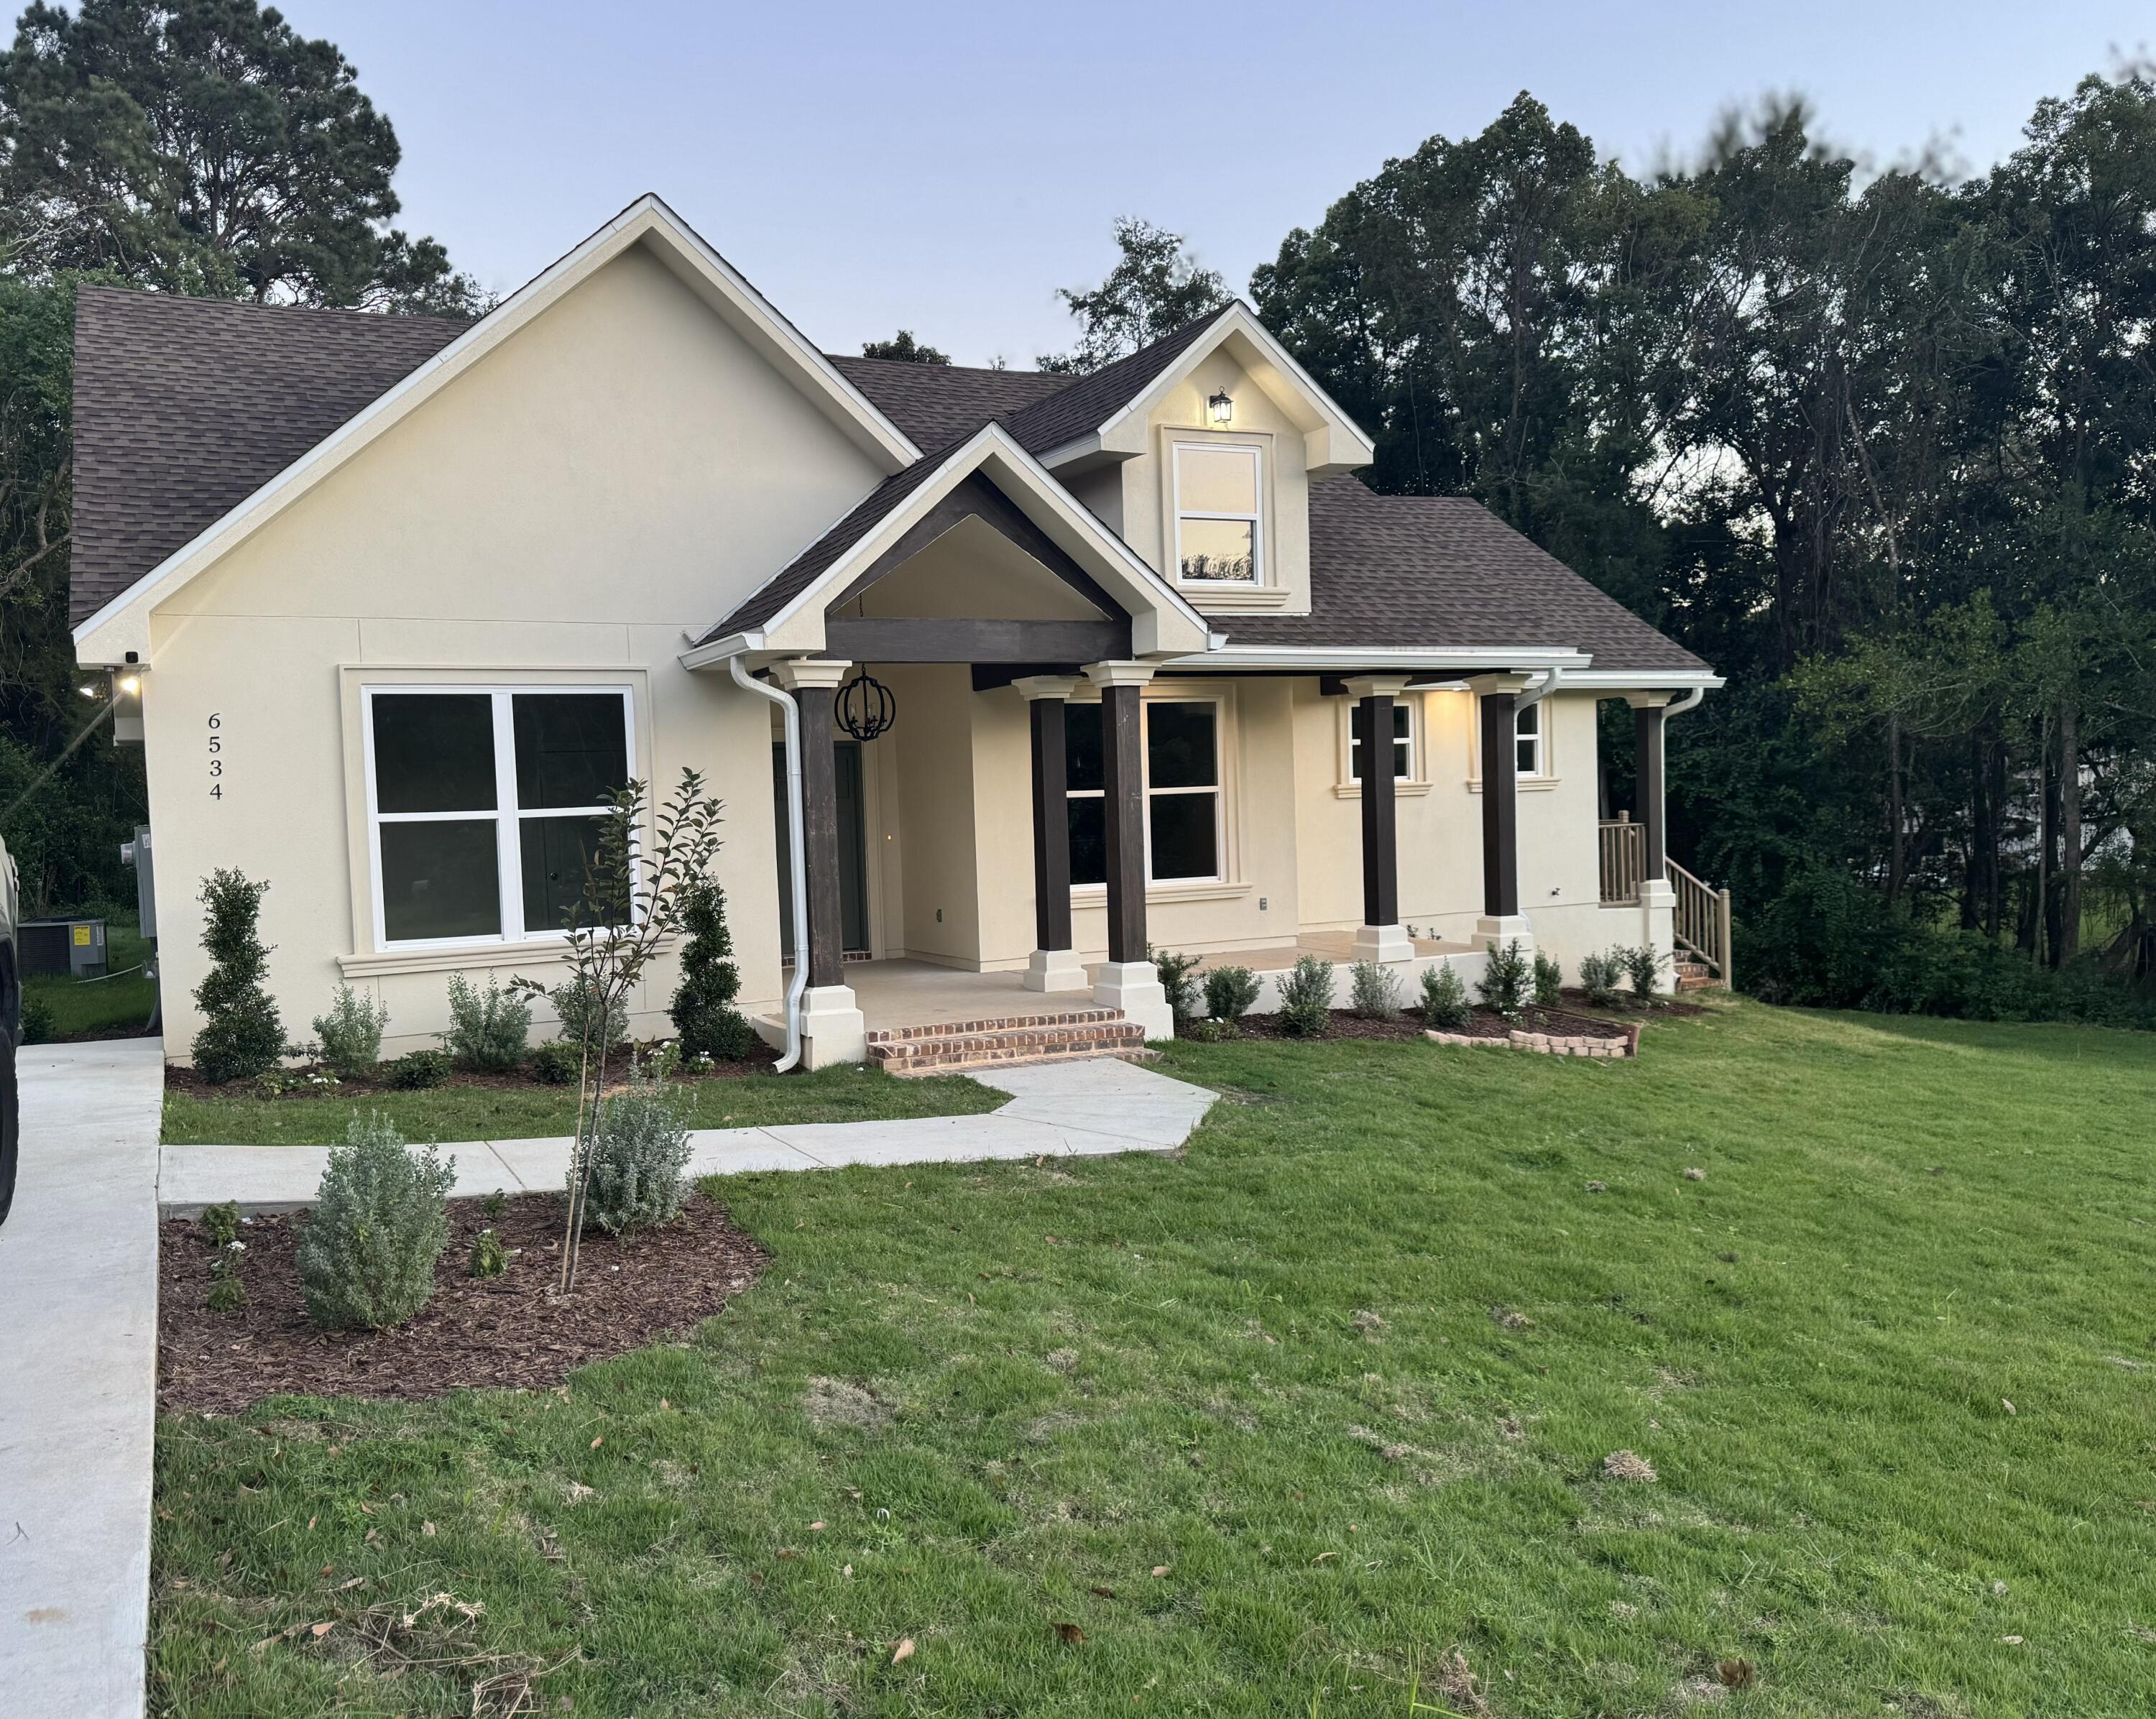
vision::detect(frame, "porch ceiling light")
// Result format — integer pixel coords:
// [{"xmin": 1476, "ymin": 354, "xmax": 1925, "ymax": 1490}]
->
[
  {"xmin": 835, "ymin": 668, "xmax": 895, "ymax": 742},
  {"xmin": 1207, "ymin": 387, "xmax": 1235, "ymax": 425}
]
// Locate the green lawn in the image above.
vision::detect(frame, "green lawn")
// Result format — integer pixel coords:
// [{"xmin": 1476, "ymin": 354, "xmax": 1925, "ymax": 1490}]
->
[
  {"xmin": 24, "ymin": 913, "xmax": 156, "ymax": 1039},
  {"xmin": 150, "ymin": 1002, "xmax": 2156, "ymax": 1716},
  {"xmin": 161, "ymin": 1063, "xmax": 1003, "ymax": 1145}
]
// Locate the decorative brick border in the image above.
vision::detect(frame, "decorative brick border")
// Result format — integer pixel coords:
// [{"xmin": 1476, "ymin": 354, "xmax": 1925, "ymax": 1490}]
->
[{"xmin": 1425, "ymin": 1020, "xmax": 1639, "ymax": 1059}]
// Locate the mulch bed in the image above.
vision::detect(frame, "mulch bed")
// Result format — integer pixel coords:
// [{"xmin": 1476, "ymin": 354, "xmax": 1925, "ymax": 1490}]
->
[
  {"xmin": 163, "ymin": 1041, "xmax": 779, "ymax": 1099},
  {"xmin": 1558, "ymin": 986, "xmax": 1710, "ymax": 1019},
  {"xmin": 158, "ymin": 1192, "xmax": 767, "ymax": 1415},
  {"xmin": 1217, "ymin": 1004, "xmax": 1633, "ymax": 1043}
]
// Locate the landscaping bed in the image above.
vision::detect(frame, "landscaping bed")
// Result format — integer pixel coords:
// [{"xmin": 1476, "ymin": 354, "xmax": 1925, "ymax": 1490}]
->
[
  {"xmin": 1220, "ymin": 1003, "xmax": 1636, "ymax": 1047},
  {"xmin": 158, "ymin": 1191, "xmax": 766, "ymax": 1414},
  {"xmin": 161, "ymin": 1040, "xmax": 775, "ymax": 1099}
]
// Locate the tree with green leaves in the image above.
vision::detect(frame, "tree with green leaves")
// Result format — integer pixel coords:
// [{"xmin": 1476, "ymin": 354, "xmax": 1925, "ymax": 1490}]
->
[
  {"xmin": 1038, "ymin": 216, "xmax": 1227, "ymax": 373},
  {"xmin": 860, "ymin": 329, "xmax": 949, "ymax": 364}
]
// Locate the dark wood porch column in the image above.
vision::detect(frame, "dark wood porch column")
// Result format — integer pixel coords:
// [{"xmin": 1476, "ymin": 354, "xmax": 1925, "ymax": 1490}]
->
[
  {"xmin": 1632, "ymin": 697, "xmax": 1668, "ymax": 878},
  {"xmin": 773, "ymin": 658, "xmax": 852, "ymax": 990},
  {"xmin": 1478, "ymin": 686, "xmax": 1521, "ymax": 920},
  {"xmin": 1346, "ymin": 676, "xmax": 1411, "ymax": 937},
  {"xmin": 1086, "ymin": 661, "xmax": 1156, "ymax": 964},
  {"xmin": 1015, "ymin": 675, "xmax": 1078, "ymax": 955}
]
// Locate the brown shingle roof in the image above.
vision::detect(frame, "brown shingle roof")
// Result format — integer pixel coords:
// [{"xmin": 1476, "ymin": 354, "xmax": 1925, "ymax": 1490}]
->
[
  {"xmin": 1214, "ymin": 477, "xmax": 1708, "ymax": 674},
  {"xmin": 70, "ymin": 285, "xmax": 468, "ymax": 624},
  {"xmin": 999, "ymin": 305, "xmax": 1235, "ymax": 455},
  {"xmin": 826, "ymin": 356, "xmax": 1070, "ymax": 450}
]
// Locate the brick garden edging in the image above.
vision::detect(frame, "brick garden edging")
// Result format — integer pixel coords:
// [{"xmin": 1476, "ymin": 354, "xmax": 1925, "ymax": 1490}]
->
[{"xmin": 1425, "ymin": 1019, "xmax": 1640, "ymax": 1059}]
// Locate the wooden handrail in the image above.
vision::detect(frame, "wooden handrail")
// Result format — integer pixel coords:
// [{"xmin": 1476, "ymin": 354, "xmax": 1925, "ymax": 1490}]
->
[
  {"xmin": 1598, "ymin": 816, "xmax": 1644, "ymax": 905},
  {"xmin": 1667, "ymin": 855, "xmax": 1731, "ymax": 987}
]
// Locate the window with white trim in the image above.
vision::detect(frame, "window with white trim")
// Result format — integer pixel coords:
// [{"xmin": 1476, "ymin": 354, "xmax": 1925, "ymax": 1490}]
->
[
  {"xmin": 365, "ymin": 687, "xmax": 633, "ymax": 946},
  {"xmin": 1515, "ymin": 701, "xmax": 1543, "ymax": 778},
  {"xmin": 1172, "ymin": 442, "xmax": 1262, "ymax": 584},
  {"xmin": 1063, "ymin": 699, "xmax": 1225, "ymax": 885},
  {"xmin": 1350, "ymin": 701, "xmax": 1416, "ymax": 782}
]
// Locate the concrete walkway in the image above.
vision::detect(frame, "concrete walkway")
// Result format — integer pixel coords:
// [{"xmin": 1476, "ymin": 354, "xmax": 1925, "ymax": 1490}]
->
[
  {"xmin": 160, "ymin": 1054, "xmax": 1217, "ymax": 1215},
  {"xmin": 0, "ymin": 1037, "xmax": 165, "ymax": 1719}
]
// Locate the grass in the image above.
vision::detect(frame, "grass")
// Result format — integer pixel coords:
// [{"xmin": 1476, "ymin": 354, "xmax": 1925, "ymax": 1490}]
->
[
  {"xmin": 161, "ymin": 1063, "xmax": 1003, "ymax": 1145},
  {"xmin": 149, "ymin": 1001, "xmax": 2156, "ymax": 1716},
  {"xmin": 24, "ymin": 913, "xmax": 156, "ymax": 1039}
]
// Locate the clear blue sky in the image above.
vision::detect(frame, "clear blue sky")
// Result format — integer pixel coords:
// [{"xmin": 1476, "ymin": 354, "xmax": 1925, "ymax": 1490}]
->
[{"xmin": 305, "ymin": 0, "xmax": 2150, "ymax": 365}]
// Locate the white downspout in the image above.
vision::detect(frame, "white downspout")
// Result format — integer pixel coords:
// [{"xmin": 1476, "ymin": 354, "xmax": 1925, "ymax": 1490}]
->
[
  {"xmin": 1661, "ymin": 684, "xmax": 1706, "ymax": 720},
  {"xmin": 1515, "ymin": 663, "xmax": 1564, "ymax": 711},
  {"xmin": 728, "ymin": 654, "xmax": 808, "ymax": 1072}
]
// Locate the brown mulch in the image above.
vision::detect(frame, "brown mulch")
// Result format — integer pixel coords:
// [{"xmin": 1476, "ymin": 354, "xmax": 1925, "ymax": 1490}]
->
[
  {"xmin": 158, "ymin": 1192, "xmax": 767, "ymax": 1415},
  {"xmin": 1217, "ymin": 1004, "xmax": 1631, "ymax": 1043},
  {"xmin": 1557, "ymin": 986, "xmax": 1710, "ymax": 1019},
  {"xmin": 162, "ymin": 1041, "xmax": 779, "ymax": 1098}
]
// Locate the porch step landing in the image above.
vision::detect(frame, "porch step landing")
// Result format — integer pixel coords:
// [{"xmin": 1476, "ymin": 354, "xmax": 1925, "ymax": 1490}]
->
[
  {"xmin": 1674, "ymin": 958, "xmax": 1714, "ymax": 992},
  {"xmin": 868, "ymin": 1007, "xmax": 1146, "ymax": 1077}
]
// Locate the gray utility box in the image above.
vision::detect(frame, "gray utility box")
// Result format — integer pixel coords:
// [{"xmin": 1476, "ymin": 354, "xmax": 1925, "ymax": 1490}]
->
[{"xmin": 21, "ymin": 917, "xmax": 108, "ymax": 978}]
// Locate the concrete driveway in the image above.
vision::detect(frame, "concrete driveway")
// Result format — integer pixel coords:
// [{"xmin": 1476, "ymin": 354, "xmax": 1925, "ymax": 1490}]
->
[{"xmin": 0, "ymin": 1037, "xmax": 165, "ymax": 1719}]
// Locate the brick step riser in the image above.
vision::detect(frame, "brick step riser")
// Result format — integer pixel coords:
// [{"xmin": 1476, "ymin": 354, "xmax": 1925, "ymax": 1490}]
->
[
  {"xmin": 885, "ymin": 1043, "xmax": 1157, "ymax": 1077},
  {"xmin": 871, "ymin": 1026, "xmax": 1143, "ymax": 1066},
  {"xmin": 867, "ymin": 1010, "xmax": 1123, "ymax": 1044}
]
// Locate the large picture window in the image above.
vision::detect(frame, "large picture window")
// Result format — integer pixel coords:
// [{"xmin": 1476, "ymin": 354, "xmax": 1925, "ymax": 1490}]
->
[
  {"xmin": 365, "ymin": 687, "xmax": 633, "ymax": 947},
  {"xmin": 1172, "ymin": 442, "xmax": 1262, "ymax": 584},
  {"xmin": 1063, "ymin": 698, "xmax": 1224, "ymax": 887}
]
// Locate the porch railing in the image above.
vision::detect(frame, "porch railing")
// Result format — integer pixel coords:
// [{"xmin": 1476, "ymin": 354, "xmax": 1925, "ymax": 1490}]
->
[{"xmin": 1598, "ymin": 817, "xmax": 1733, "ymax": 988}]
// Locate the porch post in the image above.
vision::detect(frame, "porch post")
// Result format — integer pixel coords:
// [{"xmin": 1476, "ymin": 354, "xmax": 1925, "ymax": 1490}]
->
[
  {"xmin": 1015, "ymin": 675, "xmax": 1086, "ymax": 992},
  {"xmin": 1470, "ymin": 674, "xmax": 1535, "ymax": 955},
  {"xmin": 770, "ymin": 658, "xmax": 866, "ymax": 1066},
  {"xmin": 1346, "ymin": 675, "xmax": 1414, "ymax": 964},
  {"xmin": 1082, "ymin": 660, "xmax": 1173, "ymax": 1039},
  {"xmin": 1626, "ymin": 692, "xmax": 1677, "ymax": 990}
]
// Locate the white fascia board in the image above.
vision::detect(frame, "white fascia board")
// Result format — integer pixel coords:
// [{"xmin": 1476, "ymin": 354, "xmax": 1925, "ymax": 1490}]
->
[
  {"xmin": 1170, "ymin": 645, "xmax": 1593, "ymax": 673},
  {"xmin": 1082, "ymin": 304, "xmax": 1376, "ymax": 472},
  {"xmin": 755, "ymin": 423, "xmax": 1213, "ymax": 658},
  {"xmin": 678, "ymin": 630, "xmax": 768, "ymax": 671},
  {"xmin": 1562, "ymin": 668, "xmax": 1725, "ymax": 691},
  {"xmin": 71, "ymin": 195, "xmax": 920, "ymax": 665}
]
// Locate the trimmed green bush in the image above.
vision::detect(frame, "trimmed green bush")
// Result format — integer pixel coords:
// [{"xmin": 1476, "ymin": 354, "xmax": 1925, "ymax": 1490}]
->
[
  {"xmin": 1419, "ymin": 962, "xmax": 1471, "ymax": 1029},
  {"xmin": 443, "ymin": 974, "xmax": 530, "ymax": 1072},
  {"xmin": 1349, "ymin": 959, "xmax": 1402, "ymax": 1020},
  {"xmin": 312, "ymin": 983, "xmax": 387, "ymax": 1077},
  {"xmin": 1623, "ymin": 944, "xmax": 1667, "ymax": 1003},
  {"xmin": 668, "ymin": 880, "xmax": 756, "ymax": 1060},
  {"xmin": 1532, "ymin": 950, "xmax": 1564, "ymax": 1008},
  {"xmin": 469, "ymin": 1227, "xmax": 507, "ymax": 1279},
  {"xmin": 1478, "ymin": 939, "xmax": 1530, "ymax": 1022},
  {"xmin": 1277, "ymin": 954, "xmax": 1335, "ymax": 1038},
  {"xmin": 528, "ymin": 1036, "xmax": 584, "ymax": 1086},
  {"xmin": 295, "ymin": 1113, "xmax": 454, "ymax": 1331},
  {"xmin": 385, "ymin": 1048, "xmax": 451, "ymax": 1090},
  {"xmin": 1147, "ymin": 945, "xmax": 1203, "ymax": 1028},
  {"xmin": 548, "ymin": 972, "xmax": 627, "ymax": 1061},
  {"xmin": 1578, "ymin": 950, "xmax": 1625, "ymax": 1008},
  {"xmin": 1203, "ymin": 964, "xmax": 1261, "ymax": 1026},
  {"xmin": 582, "ymin": 1054, "xmax": 694, "ymax": 1234},
  {"xmin": 191, "ymin": 869, "xmax": 285, "ymax": 1084}
]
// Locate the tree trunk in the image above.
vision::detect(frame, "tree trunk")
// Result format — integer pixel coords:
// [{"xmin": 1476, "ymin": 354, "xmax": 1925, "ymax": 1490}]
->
[
  {"xmin": 1885, "ymin": 714, "xmax": 1907, "ymax": 905},
  {"xmin": 1985, "ymin": 742, "xmax": 2007, "ymax": 941},
  {"xmin": 2058, "ymin": 703, "xmax": 2081, "ymax": 966},
  {"xmin": 2038, "ymin": 722, "xmax": 2060, "ymax": 967},
  {"xmin": 1963, "ymin": 734, "xmax": 1987, "ymax": 932}
]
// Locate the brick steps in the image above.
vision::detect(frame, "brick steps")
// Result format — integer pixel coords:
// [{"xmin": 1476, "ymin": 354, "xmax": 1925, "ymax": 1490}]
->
[
  {"xmin": 868, "ymin": 1008, "xmax": 1144, "ymax": 1076},
  {"xmin": 1673, "ymin": 958, "xmax": 1715, "ymax": 992}
]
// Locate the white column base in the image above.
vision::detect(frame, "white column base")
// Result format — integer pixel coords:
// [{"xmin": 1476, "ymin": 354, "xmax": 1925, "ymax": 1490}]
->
[
  {"xmin": 1351, "ymin": 923, "xmax": 1415, "ymax": 964},
  {"xmin": 1475, "ymin": 915, "xmax": 1536, "ymax": 959},
  {"xmin": 1022, "ymin": 947, "xmax": 1090, "ymax": 993},
  {"xmin": 1091, "ymin": 959, "xmax": 1175, "ymax": 1041},
  {"xmin": 1638, "ymin": 879, "xmax": 1678, "ymax": 992},
  {"xmin": 797, "ymin": 983, "xmax": 867, "ymax": 1069}
]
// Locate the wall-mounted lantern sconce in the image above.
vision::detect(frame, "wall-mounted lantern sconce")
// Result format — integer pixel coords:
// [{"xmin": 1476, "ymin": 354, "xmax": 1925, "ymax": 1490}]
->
[{"xmin": 1207, "ymin": 387, "xmax": 1235, "ymax": 425}]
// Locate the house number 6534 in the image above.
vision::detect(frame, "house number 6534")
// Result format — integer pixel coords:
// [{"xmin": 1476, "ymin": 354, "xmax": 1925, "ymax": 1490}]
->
[{"xmin": 207, "ymin": 711, "xmax": 224, "ymax": 799}]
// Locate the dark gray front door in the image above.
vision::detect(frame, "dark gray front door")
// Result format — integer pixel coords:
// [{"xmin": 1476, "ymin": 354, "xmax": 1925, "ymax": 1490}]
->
[{"xmin": 774, "ymin": 740, "xmax": 868, "ymax": 957}]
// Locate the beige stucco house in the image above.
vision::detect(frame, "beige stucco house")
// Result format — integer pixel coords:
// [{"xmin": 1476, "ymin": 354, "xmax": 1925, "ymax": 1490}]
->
[{"xmin": 70, "ymin": 196, "xmax": 1724, "ymax": 1071}]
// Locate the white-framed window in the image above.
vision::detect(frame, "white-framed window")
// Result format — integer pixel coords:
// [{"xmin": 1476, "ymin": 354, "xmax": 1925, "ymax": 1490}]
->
[
  {"xmin": 363, "ymin": 686, "xmax": 635, "ymax": 949},
  {"xmin": 1350, "ymin": 700, "xmax": 1416, "ymax": 783},
  {"xmin": 1064, "ymin": 697, "xmax": 1225, "ymax": 885},
  {"xmin": 1172, "ymin": 441, "xmax": 1262, "ymax": 584},
  {"xmin": 1515, "ymin": 701, "xmax": 1543, "ymax": 779}
]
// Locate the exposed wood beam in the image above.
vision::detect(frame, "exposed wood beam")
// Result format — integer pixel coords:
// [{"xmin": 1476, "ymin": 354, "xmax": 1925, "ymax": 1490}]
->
[{"xmin": 823, "ymin": 616, "xmax": 1129, "ymax": 664}]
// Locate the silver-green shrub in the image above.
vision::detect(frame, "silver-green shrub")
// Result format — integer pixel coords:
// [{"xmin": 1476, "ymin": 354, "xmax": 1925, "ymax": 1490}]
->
[
  {"xmin": 443, "ymin": 974, "xmax": 530, "ymax": 1072},
  {"xmin": 548, "ymin": 972, "xmax": 629, "ymax": 1059},
  {"xmin": 296, "ymin": 1113, "xmax": 455, "ymax": 1330},
  {"xmin": 312, "ymin": 984, "xmax": 387, "ymax": 1076},
  {"xmin": 581, "ymin": 1052, "xmax": 694, "ymax": 1234},
  {"xmin": 1277, "ymin": 954, "xmax": 1335, "ymax": 1037},
  {"xmin": 1349, "ymin": 959, "xmax": 1403, "ymax": 1020},
  {"xmin": 1419, "ymin": 962, "xmax": 1471, "ymax": 1028},
  {"xmin": 1623, "ymin": 944, "xmax": 1668, "ymax": 1003},
  {"xmin": 1578, "ymin": 950, "xmax": 1625, "ymax": 1008}
]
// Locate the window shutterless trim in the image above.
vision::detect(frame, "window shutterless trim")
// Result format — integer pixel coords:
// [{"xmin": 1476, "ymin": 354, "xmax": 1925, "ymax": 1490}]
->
[
  {"xmin": 1170, "ymin": 440, "xmax": 1263, "ymax": 587},
  {"xmin": 361, "ymin": 684, "xmax": 636, "ymax": 952}
]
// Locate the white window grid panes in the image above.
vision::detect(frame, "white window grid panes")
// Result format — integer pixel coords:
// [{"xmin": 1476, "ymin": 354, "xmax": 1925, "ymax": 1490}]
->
[
  {"xmin": 1516, "ymin": 701, "xmax": 1543, "ymax": 778},
  {"xmin": 1142, "ymin": 698, "xmax": 1224, "ymax": 883},
  {"xmin": 1172, "ymin": 441, "xmax": 1263, "ymax": 585},
  {"xmin": 1349, "ymin": 700, "xmax": 1416, "ymax": 782}
]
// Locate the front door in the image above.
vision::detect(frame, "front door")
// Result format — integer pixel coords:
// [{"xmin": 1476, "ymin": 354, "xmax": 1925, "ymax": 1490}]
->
[{"xmin": 773, "ymin": 739, "xmax": 869, "ymax": 958}]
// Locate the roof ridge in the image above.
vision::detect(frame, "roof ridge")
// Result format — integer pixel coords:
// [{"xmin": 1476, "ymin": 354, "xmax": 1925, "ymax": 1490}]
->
[{"xmin": 72, "ymin": 280, "xmax": 476, "ymax": 331}]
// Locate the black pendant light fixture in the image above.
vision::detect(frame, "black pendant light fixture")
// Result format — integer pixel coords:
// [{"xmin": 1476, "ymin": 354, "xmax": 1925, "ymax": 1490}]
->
[{"xmin": 834, "ymin": 667, "xmax": 895, "ymax": 742}]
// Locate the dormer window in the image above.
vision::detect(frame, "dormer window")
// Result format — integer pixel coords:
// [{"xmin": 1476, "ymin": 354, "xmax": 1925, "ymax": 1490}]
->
[{"xmin": 1173, "ymin": 441, "xmax": 1261, "ymax": 584}]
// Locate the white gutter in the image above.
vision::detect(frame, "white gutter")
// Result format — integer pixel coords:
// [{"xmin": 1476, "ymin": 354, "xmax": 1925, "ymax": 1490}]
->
[
  {"xmin": 727, "ymin": 655, "xmax": 807, "ymax": 1072},
  {"xmin": 1164, "ymin": 645, "xmax": 1593, "ymax": 673},
  {"xmin": 1515, "ymin": 663, "xmax": 1565, "ymax": 711},
  {"xmin": 1662, "ymin": 685, "xmax": 1707, "ymax": 719}
]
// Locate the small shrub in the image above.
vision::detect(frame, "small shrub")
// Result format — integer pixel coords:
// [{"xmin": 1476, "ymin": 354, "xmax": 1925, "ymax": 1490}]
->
[
  {"xmin": 1623, "ymin": 944, "xmax": 1668, "ymax": 1003},
  {"xmin": 19, "ymin": 994, "xmax": 55, "ymax": 1044},
  {"xmin": 312, "ymin": 984, "xmax": 387, "ymax": 1077},
  {"xmin": 295, "ymin": 1112, "xmax": 455, "ymax": 1331},
  {"xmin": 581, "ymin": 1051, "xmax": 694, "ymax": 1235},
  {"xmin": 1147, "ymin": 945, "xmax": 1203, "ymax": 1028},
  {"xmin": 469, "ymin": 1227, "xmax": 507, "ymax": 1279},
  {"xmin": 669, "ymin": 880, "xmax": 756, "ymax": 1060},
  {"xmin": 191, "ymin": 869, "xmax": 285, "ymax": 1084},
  {"xmin": 1182, "ymin": 1016, "xmax": 1237, "ymax": 1042},
  {"xmin": 1477, "ymin": 939, "xmax": 1530, "ymax": 1022},
  {"xmin": 1532, "ymin": 950, "xmax": 1564, "ymax": 1008},
  {"xmin": 1349, "ymin": 959, "xmax": 1403, "ymax": 1020},
  {"xmin": 200, "ymin": 1199, "xmax": 241, "ymax": 1249},
  {"xmin": 481, "ymin": 1188, "xmax": 507, "ymax": 1220},
  {"xmin": 1578, "ymin": 950, "xmax": 1624, "ymax": 1008},
  {"xmin": 443, "ymin": 974, "xmax": 530, "ymax": 1072},
  {"xmin": 1419, "ymin": 962, "xmax": 1471, "ymax": 1030},
  {"xmin": 548, "ymin": 972, "xmax": 627, "ymax": 1061},
  {"xmin": 1277, "ymin": 954, "xmax": 1335, "ymax": 1038},
  {"xmin": 1204, "ymin": 964, "xmax": 1262, "ymax": 1026},
  {"xmin": 528, "ymin": 1036, "xmax": 584, "ymax": 1086},
  {"xmin": 206, "ymin": 1254, "xmax": 246, "ymax": 1315},
  {"xmin": 386, "ymin": 1048, "xmax": 451, "ymax": 1089}
]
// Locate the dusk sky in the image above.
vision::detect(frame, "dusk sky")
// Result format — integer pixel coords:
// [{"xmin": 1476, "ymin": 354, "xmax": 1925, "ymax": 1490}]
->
[{"xmin": 305, "ymin": 1, "xmax": 2152, "ymax": 364}]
